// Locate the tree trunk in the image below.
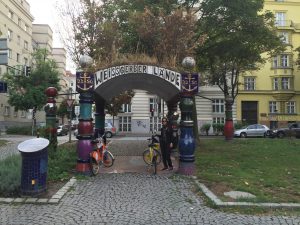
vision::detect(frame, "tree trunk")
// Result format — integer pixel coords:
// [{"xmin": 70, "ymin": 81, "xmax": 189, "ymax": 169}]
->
[{"xmin": 224, "ymin": 97, "xmax": 234, "ymax": 140}]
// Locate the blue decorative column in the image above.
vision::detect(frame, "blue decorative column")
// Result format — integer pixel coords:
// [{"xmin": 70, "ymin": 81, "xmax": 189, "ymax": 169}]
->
[{"xmin": 178, "ymin": 57, "xmax": 199, "ymax": 176}]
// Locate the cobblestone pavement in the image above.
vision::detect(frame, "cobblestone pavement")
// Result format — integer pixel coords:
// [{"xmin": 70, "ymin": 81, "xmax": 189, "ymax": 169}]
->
[{"xmin": 0, "ymin": 136, "xmax": 300, "ymax": 224}]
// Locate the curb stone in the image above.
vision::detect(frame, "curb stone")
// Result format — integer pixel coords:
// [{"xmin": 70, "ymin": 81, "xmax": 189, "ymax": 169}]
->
[
  {"xmin": 192, "ymin": 176, "xmax": 300, "ymax": 209},
  {"xmin": 0, "ymin": 177, "xmax": 76, "ymax": 204}
]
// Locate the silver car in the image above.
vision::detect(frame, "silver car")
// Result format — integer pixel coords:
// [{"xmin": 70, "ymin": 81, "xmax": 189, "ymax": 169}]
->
[
  {"xmin": 234, "ymin": 124, "xmax": 270, "ymax": 138},
  {"xmin": 73, "ymin": 122, "xmax": 116, "ymax": 138}
]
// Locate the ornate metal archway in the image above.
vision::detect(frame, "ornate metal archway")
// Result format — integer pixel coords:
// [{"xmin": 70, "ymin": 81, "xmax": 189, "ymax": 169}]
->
[{"xmin": 75, "ymin": 60, "xmax": 198, "ymax": 176}]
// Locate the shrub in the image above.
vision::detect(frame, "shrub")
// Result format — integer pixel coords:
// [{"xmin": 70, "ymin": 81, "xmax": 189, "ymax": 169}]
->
[
  {"xmin": 200, "ymin": 124, "xmax": 211, "ymax": 135},
  {"xmin": 234, "ymin": 122, "xmax": 244, "ymax": 130},
  {"xmin": 6, "ymin": 126, "xmax": 32, "ymax": 135},
  {"xmin": 0, "ymin": 154, "xmax": 21, "ymax": 197},
  {"xmin": 48, "ymin": 142, "xmax": 77, "ymax": 181},
  {"xmin": 212, "ymin": 123, "xmax": 224, "ymax": 135}
]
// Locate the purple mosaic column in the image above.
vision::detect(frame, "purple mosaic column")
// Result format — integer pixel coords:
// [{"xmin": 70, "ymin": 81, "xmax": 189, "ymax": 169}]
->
[{"xmin": 75, "ymin": 57, "xmax": 95, "ymax": 174}]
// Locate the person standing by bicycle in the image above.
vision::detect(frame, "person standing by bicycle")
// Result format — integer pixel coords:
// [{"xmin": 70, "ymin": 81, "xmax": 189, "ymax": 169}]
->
[{"xmin": 159, "ymin": 117, "xmax": 174, "ymax": 171}]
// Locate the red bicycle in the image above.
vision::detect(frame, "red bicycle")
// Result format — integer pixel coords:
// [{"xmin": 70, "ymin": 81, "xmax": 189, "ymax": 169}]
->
[{"xmin": 90, "ymin": 135, "xmax": 115, "ymax": 175}]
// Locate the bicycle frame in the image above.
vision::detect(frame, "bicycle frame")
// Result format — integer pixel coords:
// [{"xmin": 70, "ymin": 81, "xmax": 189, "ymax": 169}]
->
[{"xmin": 89, "ymin": 134, "xmax": 114, "ymax": 175}]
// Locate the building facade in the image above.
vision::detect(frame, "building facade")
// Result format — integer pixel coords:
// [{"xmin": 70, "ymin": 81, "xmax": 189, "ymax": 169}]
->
[
  {"xmin": 0, "ymin": 0, "xmax": 34, "ymax": 129},
  {"xmin": 0, "ymin": 1, "xmax": 67, "ymax": 130},
  {"xmin": 236, "ymin": 0, "xmax": 300, "ymax": 129}
]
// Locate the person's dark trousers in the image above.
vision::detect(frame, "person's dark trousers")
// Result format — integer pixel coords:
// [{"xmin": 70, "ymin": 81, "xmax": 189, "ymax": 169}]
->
[{"xmin": 161, "ymin": 144, "xmax": 173, "ymax": 168}]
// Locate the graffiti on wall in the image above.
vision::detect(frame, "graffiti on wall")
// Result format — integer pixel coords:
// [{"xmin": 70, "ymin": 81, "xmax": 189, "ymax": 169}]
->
[{"xmin": 137, "ymin": 120, "xmax": 146, "ymax": 129}]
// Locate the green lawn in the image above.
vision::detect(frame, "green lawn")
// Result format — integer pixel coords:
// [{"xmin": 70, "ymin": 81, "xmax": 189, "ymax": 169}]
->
[{"xmin": 195, "ymin": 138, "xmax": 300, "ymax": 203}]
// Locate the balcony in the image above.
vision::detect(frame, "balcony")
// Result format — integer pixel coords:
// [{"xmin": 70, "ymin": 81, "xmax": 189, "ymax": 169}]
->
[{"xmin": 272, "ymin": 90, "xmax": 295, "ymax": 101}]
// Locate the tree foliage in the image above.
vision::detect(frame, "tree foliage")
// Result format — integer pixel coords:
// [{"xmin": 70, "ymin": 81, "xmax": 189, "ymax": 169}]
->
[
  {"xmin": 195, "ymin": 0, "xmax": 284, "ymax": 102},
  {"xmin": 4, "ymin": 49, "xmax": 60, "ymax": 111},
  {"xmin": 59, "ymin": 0, "xmax": 198, "ymax": 69},
  {"xmin": 105, "ymin": 90, "xmax": 135, "ymax": 117}
]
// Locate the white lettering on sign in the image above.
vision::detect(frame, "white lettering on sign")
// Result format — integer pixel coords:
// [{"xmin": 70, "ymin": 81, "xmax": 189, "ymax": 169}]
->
[{"xmin": 94, "ymin": 65, "xmax": 181, "ymax": 90}]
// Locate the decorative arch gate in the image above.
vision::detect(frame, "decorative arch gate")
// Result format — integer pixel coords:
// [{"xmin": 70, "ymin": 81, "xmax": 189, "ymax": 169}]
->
[{"xmin": 76, "ymin": 63, "xmax": 198, "ymax": 175}]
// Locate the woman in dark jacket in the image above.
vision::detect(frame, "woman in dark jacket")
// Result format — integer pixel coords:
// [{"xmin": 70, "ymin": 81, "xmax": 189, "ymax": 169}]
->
[{"xmin": 159, "ymin": 117, "xmax": 174, "ymax": 170}]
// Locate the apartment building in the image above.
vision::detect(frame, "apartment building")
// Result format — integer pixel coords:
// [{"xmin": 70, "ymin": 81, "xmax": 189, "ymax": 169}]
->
[
  {"xmin": 0, "ymin": 1, "xmax": 68, "ymax": 130},
  {"xmin": 0, "ymin": 0, "xmax": 34, "ymax": 129},
  {"xmin": 236, "ymin": 0, "xmax": 300, "ymax": 128}
]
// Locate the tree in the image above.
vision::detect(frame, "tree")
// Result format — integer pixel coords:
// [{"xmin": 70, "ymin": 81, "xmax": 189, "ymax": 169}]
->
[
  {"xmin": 105, "ymin": 90, "xmax": 135, "ymax": 126},
  {"xmin": 194, "ymin": 0, "xmax": 284, "ymax": 139},
  {"xmin": 57, "ymin": 99, "xmax": 69, "ymax": 124},
  {"xmin": 4, "ymin": 48, "xmax": 60, "ymax": 134}
]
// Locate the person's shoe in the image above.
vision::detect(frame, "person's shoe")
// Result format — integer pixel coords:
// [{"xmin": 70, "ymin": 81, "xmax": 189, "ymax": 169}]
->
[
  {"xmin": 168, "ymin": 167, "xmax": 173, "ymax": 171},
  {"xmin": 161, "ymin": 167, "xmax": 168, "ymax": 171}
]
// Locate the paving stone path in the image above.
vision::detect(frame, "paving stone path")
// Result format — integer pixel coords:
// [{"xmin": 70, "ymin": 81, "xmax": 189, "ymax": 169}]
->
[{"xmin": 0, "ymin": 136, "xmax": 300, "ymax": 224}]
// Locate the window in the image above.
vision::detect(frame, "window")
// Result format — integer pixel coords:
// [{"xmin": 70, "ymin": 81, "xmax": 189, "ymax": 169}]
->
[
  {"xmin": 273, "ymin": 78, "xmax": 279, "ymax": 90},
  {"xmin": 244, "ymin": 77, "xmax": 255, "ymax": 90},
  {"xmin": 281, "ymin": 77, "xmax": 289, "ymax": 89},
  {"xmin": 213, "ymin": 117, "xmax": 225, "ymax": 124},
  {"xmin": 269, "ymin": 101, "xmax": 277, "ymax": 113},
  {"xmin": 4, "ymin": 106, "xmax": 10, "ymax": 116},
  {"xmin": 286, "ymin": 101, "xmax": 295, "ymax": 114},
  {"xmin": 7, "ymin": 29, "xmax": 13, "ymax": 41},
  {"xmin": 24, "ymin": 57, "xmax": 28, "ymax": 65},
  {"xmin": 278, "ymin": 32, "xmax": 289, "ymax": 44},
  {"xmin": 17, "ymin": 35, "xmax": 20, "ymax": 45},
  {"xmin": 17, "ymin": 53, "xmax": 20, "ymax": 62},
  {"xmin": 14, "ymin": 110, "xmax": 18, "ymax": 117},
  {"xmin": 281, "ymin": 55, "xmax": 288, "ymax": 67},
  {"xmin": 8, "ymin": 49, "xmax": 12, "ymax": 59},
  {"xmin": 119, "ymin": 116, "xmax": 131, "ymax": 132},
  {"xmin": 8, "ymin": 11, "xmax": 13, "ymax": 20},
  {"xmin": 149, "ymin": 98, "xmax": 161, "ymax": 114},
  {"xmin": 24, "ymin": 24, "xmax": 29, "ymax": 32},
  {"xmin": 121, "ymin": 104, "xmax": 131, "ymax": 113},
  {"xmin": 24, "ymin": 41, "xmax": 28, "ymax": 50},
  {"xmin": 18, "ymin": 18, "xmax": 22, "ymax": 26},
  {"xmin": 150, "ymin": 116, "xmax": 162, "ymax": 132},
  {"xmin": 273, "ymin": 54, "xmax": 290, "ymax": 68},
  {"xmin": 275, "ymin": 12, "xmax": 286, "ymax": 26},
  {"xmin": 212, "ymin": 99, "xmax": 224, "ymax": 113}
]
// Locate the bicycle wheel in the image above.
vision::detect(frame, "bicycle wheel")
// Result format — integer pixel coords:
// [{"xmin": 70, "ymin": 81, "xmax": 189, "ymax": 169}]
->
[
  {"xmin": 90, "ymin": 158, "xmax": 100, "ymax": 176},
  {"xmin": 103, "ymin": 151, "xmax": 114, "ymax": 167},
  {"xmin": 152, "ymin": 155, "xmax": 157, "ymax": 175},
  {"xmin": 143, "ymin": 149, "xmax": 161, "ymax": 165}
]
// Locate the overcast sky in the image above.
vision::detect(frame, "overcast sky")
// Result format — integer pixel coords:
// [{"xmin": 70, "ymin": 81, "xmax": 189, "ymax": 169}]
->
[{"xmin": 26, "ymin": 0, "xmax": 76, "ymax": 72}]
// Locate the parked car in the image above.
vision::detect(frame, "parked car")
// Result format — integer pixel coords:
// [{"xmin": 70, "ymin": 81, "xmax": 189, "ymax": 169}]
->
[
  {"xmin": 104, "ymin": 122, "xmax": 117, "ymax": 138},
  {"xmin": 234, "ymin": 124, "xmax": 270, "ymax": 138},
  {"xmin": 270, "ymin": 123, "xmax": 300, "ymax": 138},
  {"xmin": 73, "ymin": 122, "xmax": 116, "ymax": 138},
  {"xmin": 57, "ymin": 125, "xmax": 69, "ymax": 136}
]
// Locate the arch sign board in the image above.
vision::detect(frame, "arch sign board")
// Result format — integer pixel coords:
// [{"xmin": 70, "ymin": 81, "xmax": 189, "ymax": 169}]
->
[{"xmin": 94, "ymin": 64, "xmax": 181, "ymax": 90}]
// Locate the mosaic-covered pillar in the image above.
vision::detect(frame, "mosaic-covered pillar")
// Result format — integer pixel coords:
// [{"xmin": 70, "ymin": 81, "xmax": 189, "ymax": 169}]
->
[
  {"xmin": 178, "ymin": 57, "xmax": 198, "ymax": 176},
  {"xmin": 94, "ymin": 98, "xmax": 106, "ymax": 138},
  {"xmin": 75, "ymin": 56, "xmax": 94, "ymax": 174},
  {"xmin": 76, "ymin": 91, "xmax": 94, "ymax": 173},
  {"xmin": 44, "ymin": 87, "xmax": 58, "ymax": 153}
]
